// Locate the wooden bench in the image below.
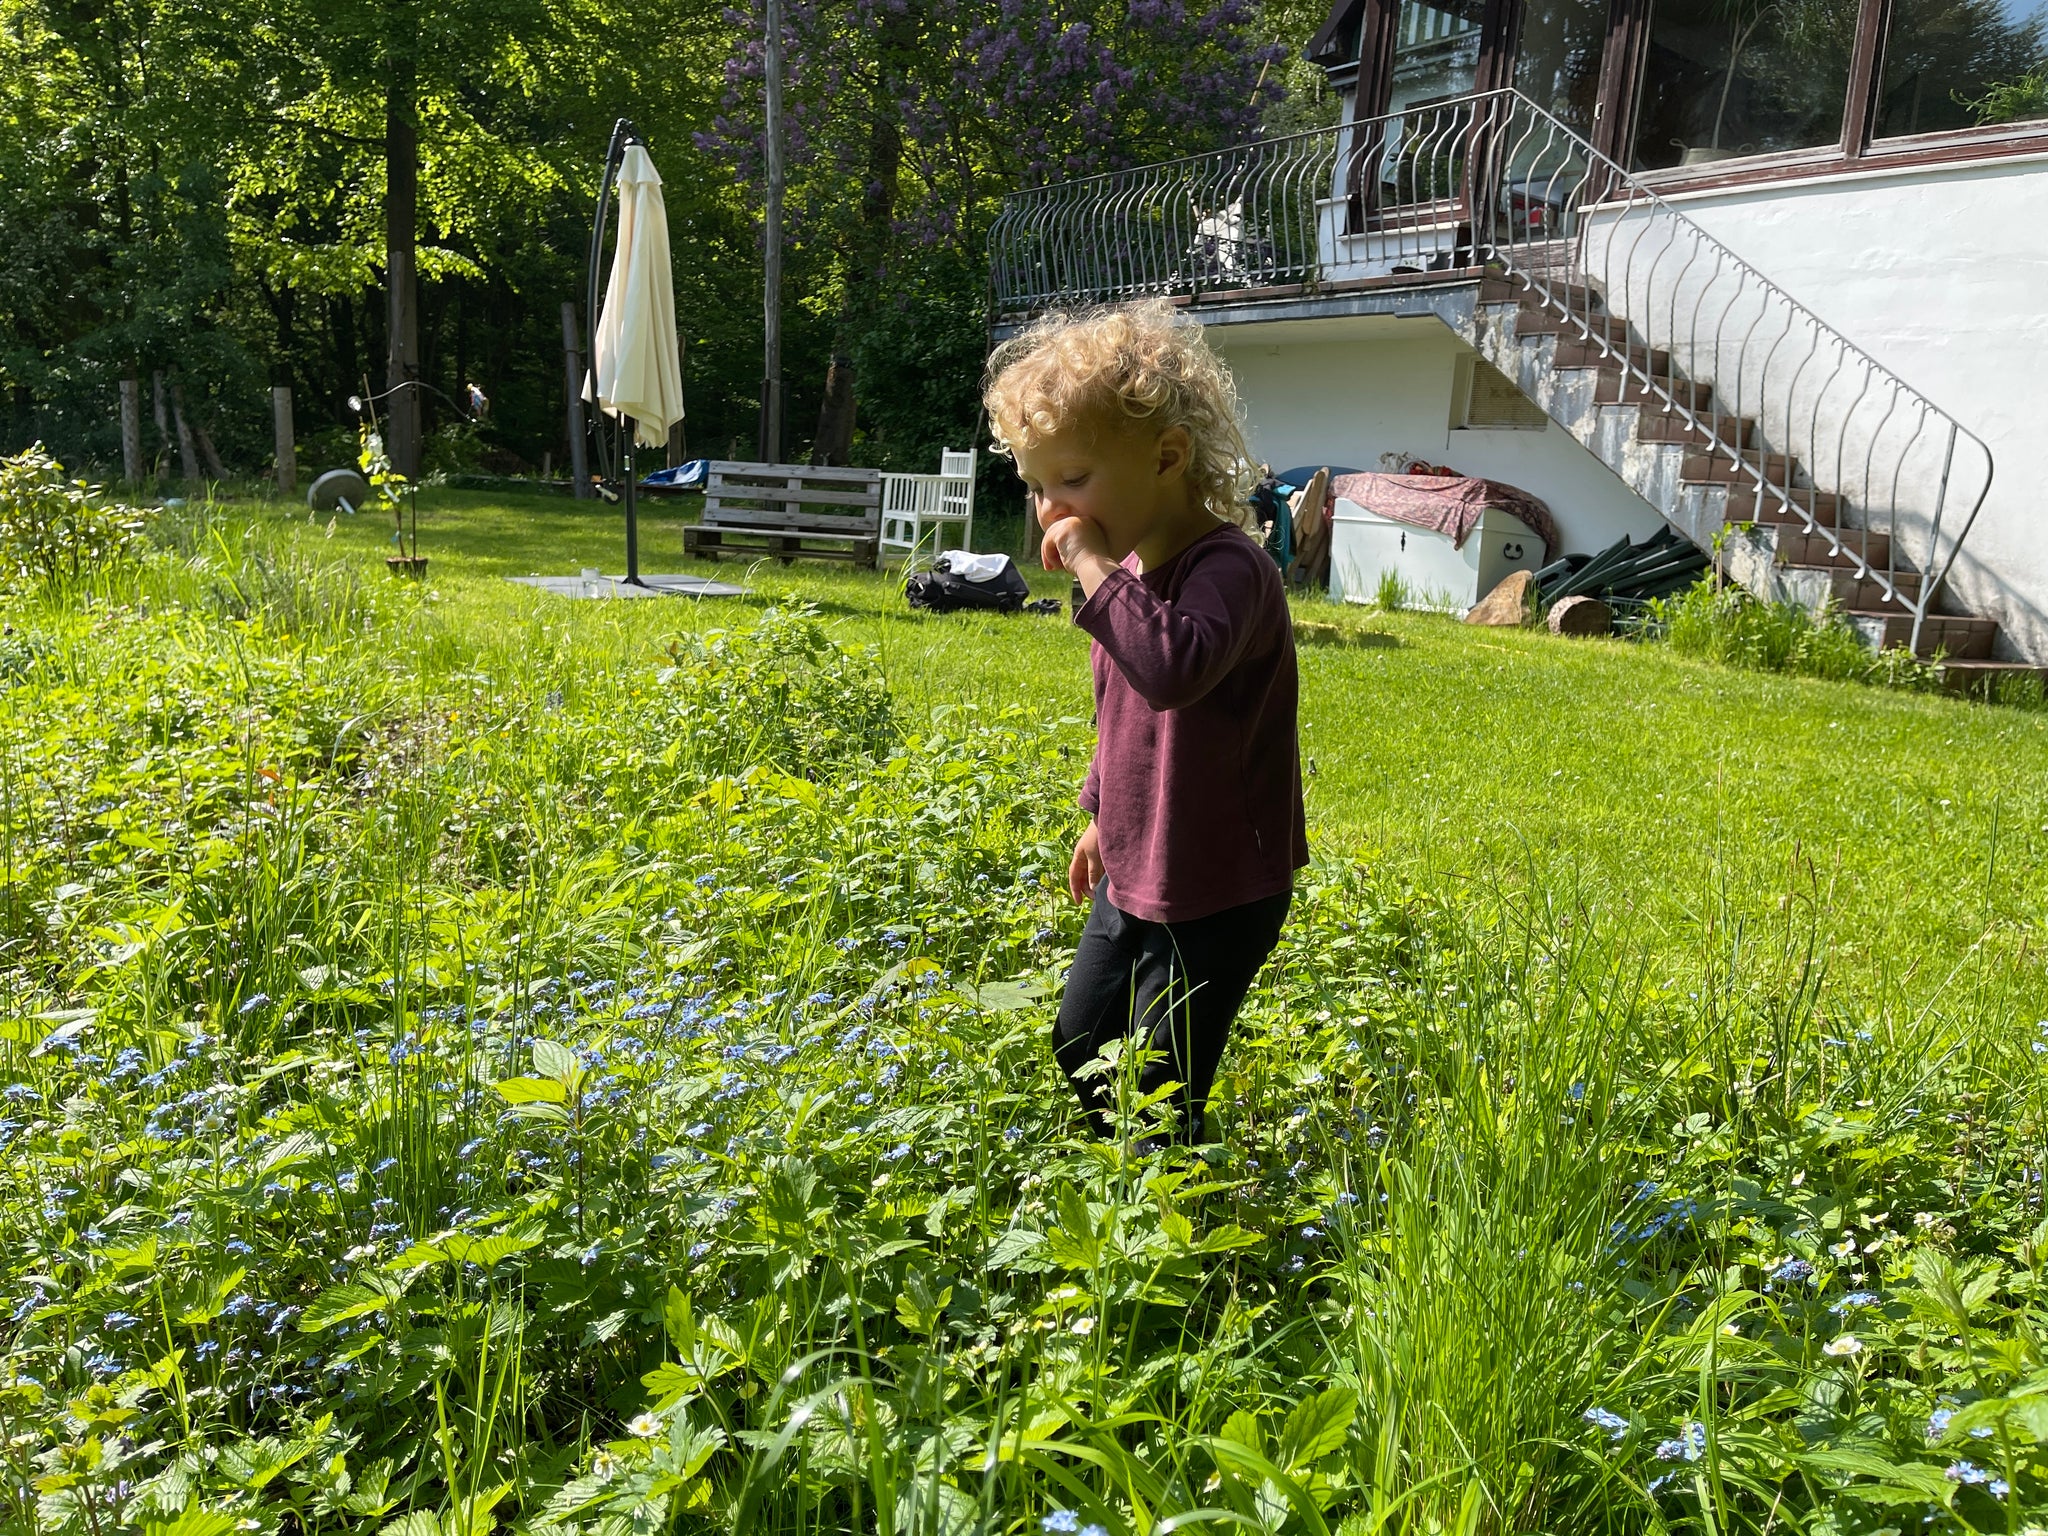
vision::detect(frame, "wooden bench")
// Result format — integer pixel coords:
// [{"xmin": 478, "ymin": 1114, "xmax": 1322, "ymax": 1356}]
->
[{"xmin": 684, "ymin": 462, "xmax": 882, "ymax": 568}]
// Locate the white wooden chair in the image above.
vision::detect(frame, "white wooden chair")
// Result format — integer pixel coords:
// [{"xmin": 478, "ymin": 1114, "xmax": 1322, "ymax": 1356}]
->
[{"xmin": 880, "ymin": 447, "xmax": 977, "ymax": 566}]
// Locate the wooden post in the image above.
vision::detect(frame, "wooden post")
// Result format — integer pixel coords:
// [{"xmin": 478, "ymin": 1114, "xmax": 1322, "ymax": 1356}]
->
[
  {"xmin": 272, "ymin": 386, "xmax": 296, "ymax": 496},
  {"xmin": 562, "ymin": 301, "xmax": 590, "ymax": 499},
  {"xmin": 119, "ymin": 374, "xmax": 143, "ymax": 484}
]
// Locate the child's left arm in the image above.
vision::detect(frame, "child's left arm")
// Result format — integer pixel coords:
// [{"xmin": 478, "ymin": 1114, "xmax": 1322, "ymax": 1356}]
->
[{"xmin": 1077, "ymin": 558, "xmax": 1262, "ymax": 711}]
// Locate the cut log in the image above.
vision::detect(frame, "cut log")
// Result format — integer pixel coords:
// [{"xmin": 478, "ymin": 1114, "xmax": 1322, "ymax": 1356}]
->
[{"xmin": 1548, "ymin": 595, "xmax": 1613, "ymax": 636}]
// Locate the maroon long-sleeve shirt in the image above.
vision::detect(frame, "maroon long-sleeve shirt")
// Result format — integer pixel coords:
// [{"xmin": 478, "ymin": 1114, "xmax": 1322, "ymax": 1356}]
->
[{"xmin": 1075, "ymin": 523, "xmax": 1309, "ymax": 923}]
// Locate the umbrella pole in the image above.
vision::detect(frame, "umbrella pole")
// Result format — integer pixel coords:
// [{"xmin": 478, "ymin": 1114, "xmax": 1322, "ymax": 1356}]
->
[{"xmin": 623, "ymin": 414, "xmax": 641, "ymax": 584}]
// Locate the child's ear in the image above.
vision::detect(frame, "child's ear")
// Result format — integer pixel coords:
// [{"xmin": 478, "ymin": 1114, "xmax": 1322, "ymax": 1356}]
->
[{"xmin": 1156, "ymin": 425, "xmax": 1193, "ymax": 481}]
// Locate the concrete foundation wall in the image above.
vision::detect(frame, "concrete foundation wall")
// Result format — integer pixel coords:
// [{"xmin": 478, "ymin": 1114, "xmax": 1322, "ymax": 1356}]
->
[
  {"xmin": 1207, "ymin": 317, "xmax": 1666, "ymax": 558},
  {"xmin": 1631, "ymin": 156, "xmax": 2048, "ymax": 661}
]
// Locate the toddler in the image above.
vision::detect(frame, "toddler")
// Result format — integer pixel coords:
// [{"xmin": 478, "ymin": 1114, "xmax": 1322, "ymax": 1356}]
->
[{"xmin": 984, "ymin": 300, "xmax": 1308, "ymax": 1146}]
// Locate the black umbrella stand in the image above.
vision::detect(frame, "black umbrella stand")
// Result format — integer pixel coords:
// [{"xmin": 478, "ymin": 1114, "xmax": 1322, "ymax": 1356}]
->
[{"xmin": 586, "ymin": 118, "xmax": 647, "ymax": 587}]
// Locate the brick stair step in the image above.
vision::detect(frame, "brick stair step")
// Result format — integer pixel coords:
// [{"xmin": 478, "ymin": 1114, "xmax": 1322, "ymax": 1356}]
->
[
  {"xmin": 1518, "ymin": 308, "xmax": 1628, "ymax": 342},
  {"xmin": 1632, "ymin": 409, "xmax": 1757, "ymax": 449},
  {"xmin": 1681, "ymin": 449, "xmax": 1800, "ymax": 485},
  {"xmin": 1937, "ymin": 660, "xmax": 2048, "ymax": 696},
  {"xmin": 1776, "ymin": 529, "xmax": 1892, "ymax": 568},
  {"xmin": 1520, "ymin": 280, "xmax": 1606, "ymax": 313},
  {"xmin": 1554, "ymin": 339, "xmax": 1669, "ymax": 374},
  {"xmin": 1849, "ymin": 610, "xmax": 1997, "ymax": 660},
  {"xmin": 1594, "ymin": 369, "xmax": 1713, "ymax": 412},
  {"xmin": 1828, "ymin": 569, "xmax": 1922, "ymax": 611},
  {"xmin": 1730, "ymin": 487, "xmax": 1842, "ymax": 527}
]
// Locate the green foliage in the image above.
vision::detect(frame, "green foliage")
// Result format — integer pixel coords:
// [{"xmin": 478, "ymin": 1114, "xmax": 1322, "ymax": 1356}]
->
[
  {"xmin": 0, "ymin": 445, "xmax": 149, "ymax": 586},
  {"xmin": 1639, "ymin": 576, "xmax": 1942, "ymax": 689},
  {"xmin": 0, "ymin": 508, "xmax": 2043, "ymax": 1534}
]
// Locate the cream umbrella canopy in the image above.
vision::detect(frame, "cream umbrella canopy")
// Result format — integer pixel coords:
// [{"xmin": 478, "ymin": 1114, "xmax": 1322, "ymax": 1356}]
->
[{"xmin": 586, "ymin": 128, "xmax": 684, "ymax": 583}]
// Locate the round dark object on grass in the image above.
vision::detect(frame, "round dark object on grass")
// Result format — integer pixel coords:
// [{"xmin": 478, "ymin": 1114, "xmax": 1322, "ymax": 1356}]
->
[{"xmin": 309, "ymin": 467, "xmax": 370, "ymax": 514}]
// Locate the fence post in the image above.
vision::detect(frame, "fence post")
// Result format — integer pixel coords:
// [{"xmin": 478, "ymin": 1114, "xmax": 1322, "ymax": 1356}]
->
[
  {"xmin": 272, "ymin": 386, "xmax": 297, "ymax": 496},
  {"xmin": 119, "ymin": 374, "xmax": 144, "ymax": 485},
  {"xmin": 562, "ymin": 301, "xmax": 590, "ymax": 500}
]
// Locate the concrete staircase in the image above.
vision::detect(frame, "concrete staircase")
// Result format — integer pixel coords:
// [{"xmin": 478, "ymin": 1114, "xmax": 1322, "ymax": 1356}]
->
[{"xmin": 1464, "ymin": 270, "xmax": 2033, "ymax": 691}]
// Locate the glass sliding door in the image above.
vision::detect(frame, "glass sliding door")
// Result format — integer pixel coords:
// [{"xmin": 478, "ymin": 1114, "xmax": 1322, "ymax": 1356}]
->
[
  {"xmin": 1629, "ymin": 0, "xmax": 1858, "ymax": 169},
  {"xmin": 1501, "ymin": 0, "xmax": 1612, "ymax": 235}
]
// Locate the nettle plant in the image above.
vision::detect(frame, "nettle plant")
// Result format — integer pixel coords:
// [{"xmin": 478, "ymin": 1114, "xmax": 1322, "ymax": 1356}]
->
[{"xmin": 0, "ymin": 446, "xmax": 150, "ymax": 589}]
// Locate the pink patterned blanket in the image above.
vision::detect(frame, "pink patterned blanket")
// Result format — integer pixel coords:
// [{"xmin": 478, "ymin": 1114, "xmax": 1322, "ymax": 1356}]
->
[{"xmin": 1327, "ymin": 473, "xmax": 1559, "ymax": 557}]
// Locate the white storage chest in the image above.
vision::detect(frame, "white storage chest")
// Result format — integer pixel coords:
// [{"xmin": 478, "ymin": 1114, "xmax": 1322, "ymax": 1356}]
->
[{"xmin": 1328, "ymin": 498, "xmax": 1547, "ymax": 611}]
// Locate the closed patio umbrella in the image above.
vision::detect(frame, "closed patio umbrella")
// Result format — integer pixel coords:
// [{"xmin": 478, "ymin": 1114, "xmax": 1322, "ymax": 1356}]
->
[{"xmin": 586, "ymin": 123, "xmax": 684, "ymax": 583}]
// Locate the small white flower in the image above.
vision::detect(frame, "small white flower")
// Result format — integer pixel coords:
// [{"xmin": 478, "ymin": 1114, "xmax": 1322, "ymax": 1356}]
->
[
  {"xmin": 1203, "ymin": 1473, "xmax": 1223, "ymax": 1493},
  {"xmin": 627, "ymin": 1413, "xmax": 662, "ymax": 1438},
  {"xmin": 1829, "ymin": 1239, "xmax": 1856, "ymax": 1258},
  {"xmin": 1070, "ymin": 1315, "xmax": 1095, "ymax": 1336},
  {"xmin": 1720, "ymin": 1322, "xmax": 1741, "ymax": 1336},
  {"xmin": 1822, "ymin": 1335, "xmax": 1863, "ymax": 1357},
  {"xmin": 592, "ymin": 1451, "xmax": 619, "ymax": 1480}
]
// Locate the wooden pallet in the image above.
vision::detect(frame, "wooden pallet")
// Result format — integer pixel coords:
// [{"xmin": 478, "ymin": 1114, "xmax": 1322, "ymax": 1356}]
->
[{"xmin": 685, "ymin": 461, "xmax": 882, "ymax": 568}]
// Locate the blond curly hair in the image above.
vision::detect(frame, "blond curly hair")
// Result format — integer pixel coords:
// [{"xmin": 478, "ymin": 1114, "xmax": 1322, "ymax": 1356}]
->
[{"xmin": 983, "ymin": 299, "xmax": 1257, "ymax": 529}]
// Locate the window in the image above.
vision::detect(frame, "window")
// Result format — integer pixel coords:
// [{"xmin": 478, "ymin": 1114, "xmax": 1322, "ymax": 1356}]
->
[
  {"xmin": 1627, "ymin": 0, "xmax": 1860, "ymax": 169},
  {"xmin": 1390, "ymin": 0, "xmax": 1488, "ymax": 110},
  {"xmin": 1876, "ymin": 0, "xmax": 2048, "ymax": 137},
  {"xmin": 1455, "ymin": 356, "xmax": 1550, "ymax": 427}
]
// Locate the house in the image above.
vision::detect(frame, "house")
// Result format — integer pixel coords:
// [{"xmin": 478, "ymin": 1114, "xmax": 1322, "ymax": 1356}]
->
[{"xmin": 988, "ymin": 0, "xmax": 2048, "ymax": 675}]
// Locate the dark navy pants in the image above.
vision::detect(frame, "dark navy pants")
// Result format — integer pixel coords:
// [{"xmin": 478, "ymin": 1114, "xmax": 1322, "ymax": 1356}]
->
[{"xmin": 1052, "ymin": 882, "xmax": 1291, "ymax": 1143}]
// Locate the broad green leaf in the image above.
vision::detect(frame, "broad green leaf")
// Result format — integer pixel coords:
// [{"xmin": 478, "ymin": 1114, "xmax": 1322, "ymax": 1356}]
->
[
  {"xmin": 530, "ymin": 1038, "xmax": 579, "ymax": 1083},
  {"xmin": 143, "ymin": 1508, "xmax": 239, "ymax": 1536},
  {"xmin": 1279, "ymin": 1387, "xmax": 1355, "ymax": 1470},
  {"xmin": 494, "ymin": 1076, "xmax": 567, "ymax": 1104},
  {"xmin": 302, "ymin": 1276, "xmax": 405, "ymax": 1332},
  {"xmin": 1219, "ymin": 1409, "xmax": 1265, "ymax": 1456}
]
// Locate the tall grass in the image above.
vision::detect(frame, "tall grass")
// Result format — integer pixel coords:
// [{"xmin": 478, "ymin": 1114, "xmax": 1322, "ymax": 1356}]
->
[{"xmin": 1636, "ymin": 577, "xmax": 1943, "ymax": 691}]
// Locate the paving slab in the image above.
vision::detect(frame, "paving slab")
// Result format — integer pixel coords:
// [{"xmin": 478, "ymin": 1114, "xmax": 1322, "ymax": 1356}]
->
[{"xmin": 509, "ymin": 573, "xmax": 749, "ymax": 600}]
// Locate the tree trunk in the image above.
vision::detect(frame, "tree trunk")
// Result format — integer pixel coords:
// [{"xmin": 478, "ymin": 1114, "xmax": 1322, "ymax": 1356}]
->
[
  {"xmin": 811, "ymin": 354, "xmax": 856, "ymax": 465},
  {"xmin": 193, "ymin": 414, "xmax": 228, "ymax": 480},
  {"xmin": 818, "ymin": 10, "xmax": 909, "ymax": 457},
  {"xmin": 169, "ymin": 384, "xmax": 201, "ymax": 483},
  {"xmin": 385, "ymin": 41, "xmax": 422, "ymax": 479}
]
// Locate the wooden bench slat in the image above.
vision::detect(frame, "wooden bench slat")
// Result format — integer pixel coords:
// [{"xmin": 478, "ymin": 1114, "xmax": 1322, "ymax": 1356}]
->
[
  {"xmin": 705, "ymin": 487, "xmax": 882, "ymax": 512},
  {"xmin": 708, "ymin": 459, "xmax": 878, "ymax": 483}
]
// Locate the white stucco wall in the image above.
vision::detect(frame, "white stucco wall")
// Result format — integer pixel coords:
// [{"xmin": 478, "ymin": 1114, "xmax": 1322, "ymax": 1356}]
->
[
  {"xmin": 1207, "ymin": 315, "xmax": 1666, "ymax": 558},
  {"xmin": 1592, "ymin": 155, "xmax": 2048, "ymax": 660}
]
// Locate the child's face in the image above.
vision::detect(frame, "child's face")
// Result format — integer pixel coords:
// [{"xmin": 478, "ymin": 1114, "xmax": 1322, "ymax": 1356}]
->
[{"xmin": 1011, "ymin": 415, "xmax": 1189, "ymax": 562}]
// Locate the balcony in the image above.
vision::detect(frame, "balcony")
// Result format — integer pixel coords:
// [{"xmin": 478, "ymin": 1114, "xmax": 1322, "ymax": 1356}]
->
[{"xmin": 987, "ymin": 96, "xmax": 1580, "ymax": 326}]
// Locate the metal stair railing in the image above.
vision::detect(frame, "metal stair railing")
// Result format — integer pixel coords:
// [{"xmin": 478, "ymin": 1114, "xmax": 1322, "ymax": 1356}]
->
[
  {"xmin": 988, "ymin": 89, "xmax": 1995, "ymax": 655},
  {"xmin": 1467, "ymin": 89, "xmax": 1993, "ymax": 656}
]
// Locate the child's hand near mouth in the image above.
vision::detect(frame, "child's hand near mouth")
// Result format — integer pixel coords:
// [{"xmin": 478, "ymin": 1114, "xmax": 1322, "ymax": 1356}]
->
[{"xmin": 1038, "ymin": 510, "xmax": 1111, "ymax": 576}]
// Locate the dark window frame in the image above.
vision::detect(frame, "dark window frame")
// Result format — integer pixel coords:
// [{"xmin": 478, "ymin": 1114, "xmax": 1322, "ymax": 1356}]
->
[{"xmin": 1335, "ymin": 0, "xmax": 2048, "ymax": 188}]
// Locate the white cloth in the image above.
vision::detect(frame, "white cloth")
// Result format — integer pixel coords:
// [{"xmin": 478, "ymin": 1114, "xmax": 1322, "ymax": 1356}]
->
[
  {"xmin": 587, "ymin": 144, "xmax": 685, "ymax": 449},
  {"xmin": 936, "ymin": 550, "xmax": 1012, "ymax": 583}
]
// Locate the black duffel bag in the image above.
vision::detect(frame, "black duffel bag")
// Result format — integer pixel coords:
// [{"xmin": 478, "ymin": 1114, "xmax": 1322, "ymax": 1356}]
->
[{"xmin": 904, "ymin": 551, "xmax": 1030, "ymax": 614}]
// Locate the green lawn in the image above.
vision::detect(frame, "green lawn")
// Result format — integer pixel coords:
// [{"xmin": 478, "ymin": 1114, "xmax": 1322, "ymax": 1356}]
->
[{"xmin": 386, "ymin": 487, "xmax": 2048, "ymax": 1019}]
